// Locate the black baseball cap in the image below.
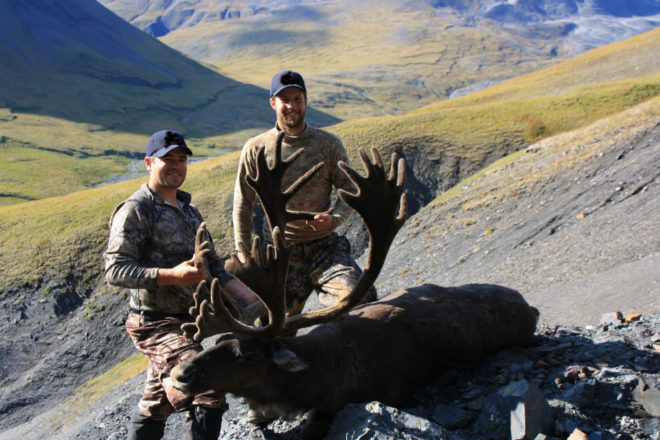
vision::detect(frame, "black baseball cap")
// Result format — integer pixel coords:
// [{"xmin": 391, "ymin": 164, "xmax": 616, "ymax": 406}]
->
[
  {"xmin": 270, "ymin": 70, "xmax": 306, "ymax": 97},
  {"xmin": 145, "ymin": 130, "xmax": 193, "ymax": 157}
]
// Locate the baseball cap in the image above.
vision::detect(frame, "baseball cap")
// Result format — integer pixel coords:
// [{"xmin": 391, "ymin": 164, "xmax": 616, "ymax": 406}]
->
[
  {"xmin": 145, "ymin": 130, "xmax": 193, "ymax": 157},
  {"xmin": 270, "ymin": 70, "xmax": 306, "ymax": 97}
]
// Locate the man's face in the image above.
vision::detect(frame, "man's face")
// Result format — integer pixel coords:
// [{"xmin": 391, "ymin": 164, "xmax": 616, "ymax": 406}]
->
[
  {"xmin": 270, "ymin": 87, "xmax": 307, "ymax": 134},
  {"xmin": 145, "ymin": 147, "xmax": 188, "ymax": 192}
]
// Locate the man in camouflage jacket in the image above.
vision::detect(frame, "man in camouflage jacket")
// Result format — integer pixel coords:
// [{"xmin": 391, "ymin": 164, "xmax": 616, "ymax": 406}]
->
[
  {"xmin": 233, "ymin": 70, "xmax": 376, "ymax": 317},
  {"xmin": 105, "ymin": 130, "xmax": 258, "ymax": 440}
]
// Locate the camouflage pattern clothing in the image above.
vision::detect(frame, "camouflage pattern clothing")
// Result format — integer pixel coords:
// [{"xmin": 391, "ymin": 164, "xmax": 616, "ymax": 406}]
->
[
  {"xmin": 105, "ymin": 183, "xmax": 232, "ymax": 418},
  {"xmin": 282, "ymin": 232, "xmax": 377, "ymax": 316},
  {"xmin": 105, "ymin": 183, "xmax": 234, "ymax": 315},
  {"xmin": 234, "ymin": 126, "xmax": 376, "ymax": 313},
  {"xmin": 233, "ymin": 125, "xmax": 355, "ymax": 247},
  {"xmin": 125, "ymin": 313, "xmax": 226, "ymax": 420}
]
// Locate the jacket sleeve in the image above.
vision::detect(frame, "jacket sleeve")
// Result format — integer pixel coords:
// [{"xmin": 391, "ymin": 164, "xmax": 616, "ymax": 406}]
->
[
  {"xmin": 232, "ymin": 142, "xmax": 258, "ymax": 251},
  {"xmin": 104, "ymin": 201, "xmax": 159, "ymax": 289}
]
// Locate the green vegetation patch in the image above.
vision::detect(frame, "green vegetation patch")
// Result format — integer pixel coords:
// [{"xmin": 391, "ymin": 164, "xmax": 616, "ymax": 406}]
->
[
  {"xmin": 0, "ymin": 108, "xmax": 248, "ymax": 206},
  {"xmin": 0, "ymin": 138, "xmax": 128, "ymax": 205},
  {"xmin": 0, "ymin": 152, "xmax": 241, "ymax": 294},
  {"xmin": 335, "ymin": 75, "xmax": 660, "ymax": 168}
]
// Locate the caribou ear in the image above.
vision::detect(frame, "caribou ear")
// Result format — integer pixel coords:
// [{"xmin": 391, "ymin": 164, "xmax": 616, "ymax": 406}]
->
[{"xmin": 271, "ymin": 342, "xmax": 309, "ymax": 372}]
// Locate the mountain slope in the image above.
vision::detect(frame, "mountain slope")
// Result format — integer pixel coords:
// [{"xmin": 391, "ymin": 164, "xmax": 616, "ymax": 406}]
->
[
  {"xmin": 100, "ymin": 0, "xmax": 660, "ymax": 120},
  {"xmin": 0, "ymin": 0, "xmax": 282, "ymax": 136},
  {"xmin": 0, "ymin": 0, "xmax": 338, "ymax": 205},
  {"xmin": 378, "ymin": 96, "xmax": 660, "ymax": 326}
]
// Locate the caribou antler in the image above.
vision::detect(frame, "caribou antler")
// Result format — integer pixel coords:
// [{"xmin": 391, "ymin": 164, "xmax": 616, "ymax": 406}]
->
[
  {"xmin": 183, "ymin": 131, "xmax": 324, "ymax": 340},
  {"xmin": 248, "ymin": 131, "xmax": 325, "ymax": 231},
  {"xmin": 183, "ymin": 130, "xmax": 406, "ymax": 341},
  {"xmin": 181, "ymin": 223, "xmax": 275, "ymax": 341},
  {"xmin": 280, "ymin": 147, "xmax": 406, "ymax": 333}
]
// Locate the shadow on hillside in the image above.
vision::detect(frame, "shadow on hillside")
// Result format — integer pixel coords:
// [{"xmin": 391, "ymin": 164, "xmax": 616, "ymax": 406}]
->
[{"xmin": 0, "ymin": 0, "xmax": 342, "ymax": 137}]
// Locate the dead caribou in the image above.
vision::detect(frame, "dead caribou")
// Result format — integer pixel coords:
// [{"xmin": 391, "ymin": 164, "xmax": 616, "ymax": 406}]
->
[{"xmin": 170, "ymin": 135, "xmax": 539, "ymax": 438}]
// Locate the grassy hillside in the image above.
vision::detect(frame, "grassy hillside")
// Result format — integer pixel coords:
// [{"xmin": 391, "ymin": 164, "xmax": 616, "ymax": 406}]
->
[
  {"xmin": 0, "ymin": 0, "xmax": 278, "ymax": 135},
  {"xmin": 108, "ymin": 0, "xmax": 568, "ymax": 120},
  {"xmin": 0, "ymin": 109, "xmax": 249, "ymax": 206},
  {"xmin": 0, "ymin": 0, "xmax": 334, "ymax": 206},
  {"xmin": 331, "ymin": 27, "xmax": 660, "ymax": 173},
  {"xmin": 1, "ymin": 27, "xmax": 660, "ymax": 294},
  {"xmin": 0, "ymin": 150, "xmax": 241, "ymax": 293},
  {"xmin": 413, "ymin": 26, "xmax": 660, "ymax": 111}
]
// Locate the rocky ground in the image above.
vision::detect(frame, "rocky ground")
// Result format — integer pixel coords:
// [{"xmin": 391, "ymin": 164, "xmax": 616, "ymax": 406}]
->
[
  {"xmin": 0, "ymin": 101, "xmax": 658, "ymax": 439},
  {"xmin": 6, "ymin": 312, "xmax": 659, "ymax": 440}
]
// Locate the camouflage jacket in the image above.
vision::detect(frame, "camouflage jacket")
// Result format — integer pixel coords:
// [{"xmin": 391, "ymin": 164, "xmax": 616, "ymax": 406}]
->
[
  {"xmin": 233, "ymin": 125, "xmax": 355, "ymax": 249},
  {"xmin": 104, "ymin": 184, "xmax": 233, "ymax": 314}
]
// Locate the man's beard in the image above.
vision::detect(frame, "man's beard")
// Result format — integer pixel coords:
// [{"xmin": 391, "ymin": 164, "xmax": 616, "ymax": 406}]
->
[{"xmin": 281, "ymin": 109, "xmax": 305, "ymax": 130}]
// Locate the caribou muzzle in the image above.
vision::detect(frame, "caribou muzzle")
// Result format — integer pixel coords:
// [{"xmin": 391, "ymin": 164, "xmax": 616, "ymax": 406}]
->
[{"xmin": 170, "ymin": 361, "xmax": 203, "ymax": 395}]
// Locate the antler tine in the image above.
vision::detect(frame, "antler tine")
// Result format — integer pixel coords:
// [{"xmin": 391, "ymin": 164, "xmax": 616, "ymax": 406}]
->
[
  {"xmin": 246, "ymin": 131, "xmax": 325, "ymax": 229},
  {"xmin": 182, "ymin": 278, "xmax": 268, "ymax": 341},
  {"xmin": 193, "ymin": 222, "xmax": 211, "ymax": 273},
  {"xmin": 182, "ymin": 280, "xmax": 210, "ymax": 340},
  {"xmin": 338, "ymin": 148, "xmax": 407, "ymax": 268},
  {"xmin": 282, "ymin": 147, "xmax": 407, "ymax": 334},
  {"xmin": 224, "ymin": 227, "xmax": 291, "ymax": 337}
]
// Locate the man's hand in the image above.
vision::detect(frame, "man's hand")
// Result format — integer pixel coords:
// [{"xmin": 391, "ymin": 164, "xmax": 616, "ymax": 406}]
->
[
  {"xmin": 305, "ymin": 213, "xmax": 334, "ymax": 232},
  {"xmin": 157, "ymin": 259, "xmax": 209, "ymax": 286}
]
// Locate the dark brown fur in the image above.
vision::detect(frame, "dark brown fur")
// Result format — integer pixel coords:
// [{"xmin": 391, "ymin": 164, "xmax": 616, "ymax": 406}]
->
[{"xmin": 171, "ymin": 283, "xmax": 538, "ymax": 417}]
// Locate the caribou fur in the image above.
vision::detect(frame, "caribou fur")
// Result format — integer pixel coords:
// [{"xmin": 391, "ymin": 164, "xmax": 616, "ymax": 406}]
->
[{"xmin": 171, "ymin": 283, "xmax": 538, "ymax": 419}]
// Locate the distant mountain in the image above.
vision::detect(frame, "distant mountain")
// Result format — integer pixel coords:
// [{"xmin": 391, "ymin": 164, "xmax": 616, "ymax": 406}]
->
[
  {"xmin": 98, "ymin": 0, "xmax": 660, "ymax": 119},
  {"xmin": 449, "ymin": 0, "xmax": 660, "ymax": 54},
  {"xmin": 98, "ymin": 0, "xmax": 660, "ymax": 40},
  {"xmin": 0, "ymin": 0, "xmax": 337, "ymax": 136}
]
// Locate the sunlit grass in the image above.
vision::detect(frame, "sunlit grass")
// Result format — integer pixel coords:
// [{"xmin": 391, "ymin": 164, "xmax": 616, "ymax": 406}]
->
[
  {"xmin": 0, "ymin": 151, "xmax": 240, "ymax": 292},
  {"xmin": 0, "ymin": 109, "xmax": 247, "ymax": 206},
  {"xmin": 413, "ymin": 27, "xmax": 660, "ymax": 113},
  {"xmin": 428, "ymin": 96, "xmax": 660, "ymax": 214},
  {"xmin": 334, "ymin": 75, "xmax": 660, "ymax": 165}
]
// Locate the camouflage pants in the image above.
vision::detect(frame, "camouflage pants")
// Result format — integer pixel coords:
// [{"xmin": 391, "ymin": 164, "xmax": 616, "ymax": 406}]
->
[
  {"xmin": 125, "ymin": 313, "xmax": 226, "ymax": 420},
  {"xmin": 277, "ymin": 233, "xmax": 377, "ymax": 316}
]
